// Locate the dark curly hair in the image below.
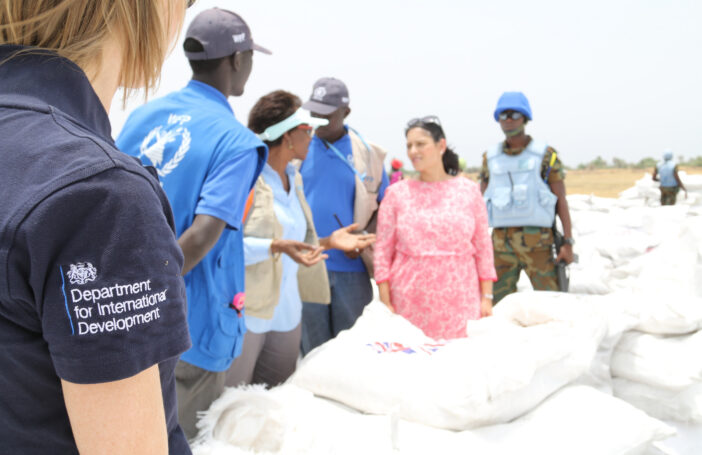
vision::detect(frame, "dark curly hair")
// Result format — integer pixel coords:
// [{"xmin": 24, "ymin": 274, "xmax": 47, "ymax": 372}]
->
[{"xmin": 248, "ymin": 90, "xmax": 302, "ymax": 147}]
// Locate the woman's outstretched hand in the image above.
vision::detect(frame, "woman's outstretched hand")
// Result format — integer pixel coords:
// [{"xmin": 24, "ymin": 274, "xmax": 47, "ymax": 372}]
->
[{"xmin": 271, "ymin": 239, "xmax": 328, "ymax": 267}]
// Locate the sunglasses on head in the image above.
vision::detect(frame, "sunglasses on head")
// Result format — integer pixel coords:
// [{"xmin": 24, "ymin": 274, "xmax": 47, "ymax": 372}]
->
[
  {"xmin": 406, "ymin": 115, "xmax": 442, "ymax": 129},
  {"xmin": 187, "ymin": 0, "xmax": 197, "ymax": 8},
  {"xmin": 498, "ymin": 111, "xmax": 524, "ymax": 121}
]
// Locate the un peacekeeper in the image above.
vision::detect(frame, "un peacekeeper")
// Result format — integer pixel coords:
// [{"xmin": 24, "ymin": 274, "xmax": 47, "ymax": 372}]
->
[
  {"xmin": 480, "ymin": 92, "xmax": 575, "ymax": 304},
  {"xmin": 117, "ymin": 8, "xmax": 269, "ymax": 439},
  {"xmin": 652, "ymin": 149, "xmax": 687, "ymax": 206}
]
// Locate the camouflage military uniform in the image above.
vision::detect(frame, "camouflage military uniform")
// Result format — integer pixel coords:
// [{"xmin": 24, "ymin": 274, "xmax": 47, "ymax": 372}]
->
[
  {"xmin": 480, "ymin": 136, "xmax": 565, "ymax": 304},
  {"xmin": 660, "ymin": 186, "xmax": 679, "ymax": 206}
]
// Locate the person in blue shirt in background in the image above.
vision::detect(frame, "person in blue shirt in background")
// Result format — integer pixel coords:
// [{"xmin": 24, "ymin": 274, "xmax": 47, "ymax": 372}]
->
[
  {"xmin": 299, "ymin": 77, "xmax": 390, "ymax": 355},
  {"xmin": 653, "ymin": 149, "xmax": 687, "ymax": 205},
  {"xmin": 116, "ymin": 8, "xmax": 269, "ymax": 440}
]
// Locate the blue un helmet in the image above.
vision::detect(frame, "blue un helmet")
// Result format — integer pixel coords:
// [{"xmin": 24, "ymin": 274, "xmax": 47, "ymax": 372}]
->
[{"xmin": 493, "ymin": 92, "xmax": 533, "ymax": 122}]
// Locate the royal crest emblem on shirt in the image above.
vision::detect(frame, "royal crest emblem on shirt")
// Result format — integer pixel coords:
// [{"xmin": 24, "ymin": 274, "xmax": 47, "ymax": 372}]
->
[
  {"xmin": 66, "ymin": 262, "xmax": 97, "ymax": 285},
  {"xmin": 139, "ymin": 114, "xmax": 192, "ymax": 177}
]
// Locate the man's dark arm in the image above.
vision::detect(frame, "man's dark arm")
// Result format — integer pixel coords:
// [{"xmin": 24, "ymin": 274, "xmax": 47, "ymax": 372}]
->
[
  {"xmin": 549, "ymin": 180, "xmax": 574, "ymax": 264},
  {"xmin": 480, "ymin": 180, "xmax": 488, "ymax": 194},
  {"xmin": 178, "ymin": 214, "xmax": 227, "ymax": 275},
  {"xmin": 674, "ymin": 168, "xmax": 687, "ymax": 192}
]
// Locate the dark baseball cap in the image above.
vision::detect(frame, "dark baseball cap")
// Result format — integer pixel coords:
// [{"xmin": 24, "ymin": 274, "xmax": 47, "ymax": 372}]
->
[
  {"xmin": 184, "ymin": 8, "xmax": 271, "ymax": 61},
  {"xmin": 302, "ymin": 77, "xmax": 350, "ymax": 115}
]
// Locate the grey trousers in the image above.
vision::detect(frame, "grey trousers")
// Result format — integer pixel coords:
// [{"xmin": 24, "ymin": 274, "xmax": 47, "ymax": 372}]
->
[
  {"xmin": 225, "ymin": 323, "xmax": 302, "ymax": 388},
  {"xmin": 175, "ymin": 360, "xmax": 226, "ymax": 441}
]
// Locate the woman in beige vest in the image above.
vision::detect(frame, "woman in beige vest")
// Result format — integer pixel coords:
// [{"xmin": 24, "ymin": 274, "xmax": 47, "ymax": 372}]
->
[{"xmin": 226, "ymin": 90, "xmax": 374, "ymax": 387}]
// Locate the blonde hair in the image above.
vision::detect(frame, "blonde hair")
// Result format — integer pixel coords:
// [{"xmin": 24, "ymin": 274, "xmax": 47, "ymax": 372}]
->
[{"xmin": 0, "ymin": 0, "xmax": 183, "ymax": 98}]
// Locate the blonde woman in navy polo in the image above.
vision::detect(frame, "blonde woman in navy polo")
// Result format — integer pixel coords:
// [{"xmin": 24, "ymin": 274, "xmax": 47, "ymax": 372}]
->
[{"xmin": 0, "ymin": 1, "xmax": 196, "ymax": 453}]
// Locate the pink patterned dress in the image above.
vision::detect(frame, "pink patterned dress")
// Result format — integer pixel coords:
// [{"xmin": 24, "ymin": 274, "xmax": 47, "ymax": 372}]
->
[{"xmin": 374, "ymin": 177, "xmax": 497, "ymax": 339}]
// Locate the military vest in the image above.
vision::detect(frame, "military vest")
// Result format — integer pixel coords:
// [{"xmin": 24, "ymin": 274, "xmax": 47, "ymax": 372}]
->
[
  {"xmin": 483, "ymin": 140, "xmax": 557, "ymax": 228},
  {"xmin": 657, "ymin": 160, "xmax": 677, "ymax": 188}
]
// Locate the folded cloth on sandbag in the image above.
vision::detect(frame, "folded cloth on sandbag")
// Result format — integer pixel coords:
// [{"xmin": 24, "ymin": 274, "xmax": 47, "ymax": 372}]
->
[
  {"xmin": 613, "ymin": 377, "xmax": 702, "ymax": 423},
  {"xmin": 291, "ymin": 300, "xmax": 606, "ymax": 431},
  {"xmin": 611, "ymin": 330, "xmax": 702, "ymax": 390}
]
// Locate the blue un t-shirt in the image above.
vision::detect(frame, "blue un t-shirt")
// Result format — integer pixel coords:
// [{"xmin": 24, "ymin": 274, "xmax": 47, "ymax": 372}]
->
[
  {"xmin": 0, "ymin": 45, "xmax": 191, "ymax": 453},
  {"xmin": 117, "ymin": 80, "xmax": 267, "ymax": 372}
]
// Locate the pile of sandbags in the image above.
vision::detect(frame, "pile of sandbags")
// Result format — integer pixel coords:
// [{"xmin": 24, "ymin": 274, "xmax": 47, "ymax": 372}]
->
[
  {"xmin": 192, "ymin": 174, "xmax": 702, "ymax": 453},
  {"xmin": 192, "ymin": 383, "xmax": 674, "ymax": 455},
  {"xmin": 555, "ymin": 177, "xmax": 702, "ymax": 298},
  {"xmin": 610, "ymin": 298, "xmax": 702, "ymax": 423},
  {"xmin": 290, "ymin": 300, "xmax": 605, "ymax": 430}
]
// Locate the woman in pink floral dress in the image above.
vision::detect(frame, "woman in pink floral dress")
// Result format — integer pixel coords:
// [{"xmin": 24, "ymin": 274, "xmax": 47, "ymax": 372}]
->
[{"xmin": 374, "ymin": 116, "xmax": 497, "ymax": 339}]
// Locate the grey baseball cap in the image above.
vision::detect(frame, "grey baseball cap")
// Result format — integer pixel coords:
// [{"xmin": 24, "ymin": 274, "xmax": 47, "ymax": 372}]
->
[
  {"xmin": 184, "ymin": 8, "xmax": 271, "ymax": 61},
  {"xmin": 302, "ymin": 77, "xmax": 350, "ymax": 115}
]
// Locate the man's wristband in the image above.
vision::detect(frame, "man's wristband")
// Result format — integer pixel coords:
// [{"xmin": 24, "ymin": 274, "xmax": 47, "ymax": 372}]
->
[
  {"xmin": 482, "ymin": 293, "xmax": 494, "ymax": 300},
  {"xmin": 563, "ymin": 237, "xmax": 575, "ymax": 245}
]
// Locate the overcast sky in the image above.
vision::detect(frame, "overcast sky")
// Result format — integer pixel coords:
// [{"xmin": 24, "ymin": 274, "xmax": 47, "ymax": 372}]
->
[{"xmin": 109, "ymin": 0, "xmax": 702, "ymax": 169}]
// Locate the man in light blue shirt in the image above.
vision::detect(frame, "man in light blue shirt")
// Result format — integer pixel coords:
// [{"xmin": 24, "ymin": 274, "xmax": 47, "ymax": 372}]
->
[
  {"xmin": 299, "ymin": 78, "xmax": 389, "ymax": 355},
  {"xmin": 116, "ymin": 8, "xmax": 269, "ymax": 439}
]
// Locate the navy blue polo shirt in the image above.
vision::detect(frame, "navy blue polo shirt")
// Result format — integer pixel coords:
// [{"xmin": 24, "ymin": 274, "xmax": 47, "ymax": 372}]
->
[{"xmin": 0, "ymin": 46, "xmax": 191, "ymax": 453}]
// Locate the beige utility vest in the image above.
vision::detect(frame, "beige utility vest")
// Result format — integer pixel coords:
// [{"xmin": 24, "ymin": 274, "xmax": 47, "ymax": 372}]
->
[
  {"xmin": 243, "ymin": 171, "xmax": 330, "ymax": 319},
  {"xmin": 348, "ymin": 129, "xmax": 387, "ymax": 230}
]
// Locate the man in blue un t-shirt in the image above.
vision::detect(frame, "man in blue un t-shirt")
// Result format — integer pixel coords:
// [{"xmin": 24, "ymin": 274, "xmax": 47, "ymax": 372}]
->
[
  {"xmin": 116, "ymin": 8, "xmax": 269, "ymax": 439},
  {"xmin": 299, "ymin": 78, "xmax": 389, "ymax": 355}
]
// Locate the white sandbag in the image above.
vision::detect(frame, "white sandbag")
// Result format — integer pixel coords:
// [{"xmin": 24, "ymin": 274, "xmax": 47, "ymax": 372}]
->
[
  {"xmin": 491, "ymin": 291, "xmax": 636, "ymax": 393},
  {"xmin": 291, "ymin": 300, "xmax": 605, "ymax": 430},
  {"xmin": 193, "ymin": 384, "xmax": 673, "ymax": 455},
  {"xmin": 460, "ymin": 385, "xmax": 674, "ymax": 455},
  {"xmin": 654, "ymin": 421, "xmax": 702, "ymax": 455},
  {"xmin": 613, "ymin": 377, "xmax": 702, "ymax": 423},
  {"xmin": 615, "ymin": 291, "xmax": 702, "ymax": 335},
  {"xmin": 611, "ymin": 330, "xmax": 702, "ymax": 389},
  {"xmin": 192, "ymin": 384, "xmax": 495, "ymax": 455}
]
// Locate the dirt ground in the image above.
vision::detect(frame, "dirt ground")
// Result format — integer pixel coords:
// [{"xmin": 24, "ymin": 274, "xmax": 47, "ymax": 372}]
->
[{"xmin": 463, "ymin": 167, "xmax": 702, "ymax": 198}]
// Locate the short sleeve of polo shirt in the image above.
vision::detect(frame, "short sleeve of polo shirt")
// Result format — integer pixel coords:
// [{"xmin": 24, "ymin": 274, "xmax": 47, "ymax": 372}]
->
[
  {"xmin": 195, "ymin": 145, "xmax": 261, "ymax": 231},
  {"xmin": 12, "ymin": 168, "xmax": 191, "ymax": 384}
]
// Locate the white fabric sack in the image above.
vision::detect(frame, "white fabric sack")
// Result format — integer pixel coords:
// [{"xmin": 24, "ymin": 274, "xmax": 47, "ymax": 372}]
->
[
  {"xmin": 654, "ymin": 421, "xmax": 702, "ymax": 455},
  {"xmin": 613, "ymin": 377, "xmax": 702, "ymax": 423},
  {"xmin": 491, "ymin": 291, "xmax": 637, "ymax": 393},
  {"xmin": 193, "ymin": 384, "xmax": 673, "ymax": 455},
  {"xmin": 459, "ymin": 385, "xmax": 674, "ymax": 455},
  {"xmin": 611, "ymin": 330, "xmax": 702, "ymax": 389},
  {"xmin": 292, "ymin": 300, "xmax": 605, "ymax": 430},
  {"xmin": 615, "ymin": 291, "xmax": 702, "ymax": 335}
]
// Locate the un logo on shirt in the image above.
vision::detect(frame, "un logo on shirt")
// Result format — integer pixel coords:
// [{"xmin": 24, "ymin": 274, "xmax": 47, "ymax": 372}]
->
[{"xmin": 139, "ymin": 114, "xmax": 192, "ymax": 177}]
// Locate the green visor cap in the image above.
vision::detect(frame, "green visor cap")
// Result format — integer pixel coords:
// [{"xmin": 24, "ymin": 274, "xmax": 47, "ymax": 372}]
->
[{"xmin": 257, "ymin": 108, "xmax": 329, "ymax": 142}]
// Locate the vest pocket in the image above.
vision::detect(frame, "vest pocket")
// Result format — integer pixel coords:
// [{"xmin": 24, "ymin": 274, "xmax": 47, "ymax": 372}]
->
[
  {"xmin": 538, "ymin": 189, "xmax": 558, "ymax": 209},
  {"xmin": 203, "ymin": 305, "xmax": 245, "ymax": 360},
  {"xmin": 491, "ymin": 187, "xmax": 512, "ymax": 209},
  {"xmin": 513, "ymin": 184, "xmax": 529, "ymax": 207}
]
